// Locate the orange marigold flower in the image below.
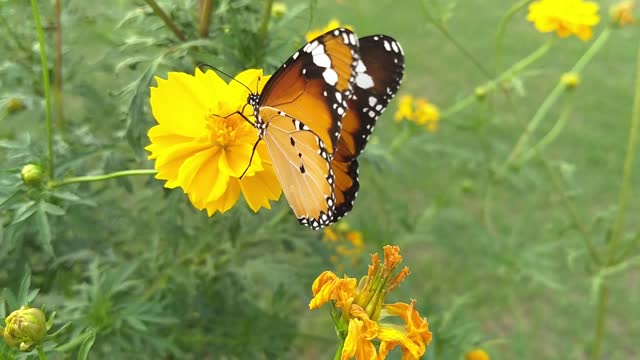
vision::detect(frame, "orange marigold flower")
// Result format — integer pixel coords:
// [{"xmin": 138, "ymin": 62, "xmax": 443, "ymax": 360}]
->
[
  {"xmin": 306, "ymin": 19, "xmax": 353, "ymax": 42},
  {"xmin": 146, "ymin": 69, "xmax": 282, "ymax": 216},
  {"xmin": 527, "ymin": 0, "xmax": 600, "ymax": 41},
  {"xmin": 610, "ymin": 1, "xmax": 636, "ymax": 26},
  {"xmin": 309, "ymin": 245, "xmax": 432, "ymax": 360}
]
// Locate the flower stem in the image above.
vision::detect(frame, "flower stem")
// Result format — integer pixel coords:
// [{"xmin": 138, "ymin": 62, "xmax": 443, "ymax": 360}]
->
[
  {"xmin": 591, "ymin": 38, "xmax": 640, "ymax": 360},
  {"xmin": 333, "ymin": 339, "xmax": 345, "ymax": 360},
  {"xmin": 442, "ymin": 40, "xmax": 551, "ymax": 118},
  {"xmin": 503, "ymin": 28, "xmax": 611, "ymax": 168},
  {"xmin": 31, "ymin": 0, "xmax": 54, "ymax": 179},
  {"xmin": 37, "ymin": 345, "xmax": 47, "ymax": 360},
  {"xmin": 418, "ymin": 0, "xmax": 493, "ymax": 79},
  {"xmin": 520, "ymin": 93, "xmax": 575, "ymax": 164},
  {"xmin": 198, "ymin": 0, "xmax": 214, "ymax": 38},
  {"xmin": 257, "ymin": 0, "xmax": 274, "ymax": 49},
  {"xmin": 494, "ymin": 0, "xmax": 530, "ymax": 72},
  {"xmin": 49, "ymin": 169, "xmax": 157, "ymax": 188},
  {"xmin": 53, "ymin": 0, "xmax": 64, "ymax": 128},
  {"xmin": 143, "ymin": 0, "xmax": 187, "ymax": 41}
]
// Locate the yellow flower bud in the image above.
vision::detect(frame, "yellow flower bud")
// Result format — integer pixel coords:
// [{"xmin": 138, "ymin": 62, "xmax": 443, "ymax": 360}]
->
[
  {"xmin": 474, "ymin": 86, "xmax": 488, "ymax": 100},
  {"xmin": 560, "ymin": 72, "xmax": 580, "ymax": 89},
  {"xmin": 610, "ymin": 1, "xmax": 636, "ymax": 27},
  {"xmin": 5, "ymin": 97, "xmax": 25, "ymax": 114},
  {"xmin": 21, "ymin": 164, "xmax": 43, "ymax": 186},
  {"xmin": 461, "ymin": 179, "xmax": 474, "ymax": 193},
  {"xmin": 271, "ymin": 2, "xmax": 287, "ymax": 18},
  {"xmin": 2, "ymin": 306, "xmax": 47, "ymax": 352}
]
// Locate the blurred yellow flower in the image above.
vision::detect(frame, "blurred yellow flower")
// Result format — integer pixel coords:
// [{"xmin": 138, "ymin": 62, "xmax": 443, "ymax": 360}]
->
[
  {"xmin": 310, "ymin": 245, "xmax": 432, "ymax": 360},
  {"xmin": 323, "ymin": 222, "xmax": 365, "ymax": 269},
  {"xmin": 146, "ymin": 68, "xmax": 282, "ymax": 216},
  {"xmin": 394, "ymin": 95, "xmax": 440, "ymax": 132},
  {"xmin": 306, "ymin": 19, "xmax": 353, "ymax": 41},
  {"xmin": 394, "ymin": 95, "xmax": 414, "ymax": 122},
  {"xmin": 527, "ymin": 0, "xmax": 600, "ymax": 41},
  {"xmin": 466, "ymin": 349, "xmax": 490, "ymax": 360},
  {"xmin": 610, "ymin": 1, "xmax": 636, "ymax": 26},
  {"xmin": 561, "ymin": 72, "xmax": 581, "ymax": 88}
]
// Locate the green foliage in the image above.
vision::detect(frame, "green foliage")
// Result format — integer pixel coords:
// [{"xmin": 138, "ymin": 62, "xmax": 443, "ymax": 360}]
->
[{"xmin": 0, "ymin": 0, "xmax": 639, "ymax": 359}]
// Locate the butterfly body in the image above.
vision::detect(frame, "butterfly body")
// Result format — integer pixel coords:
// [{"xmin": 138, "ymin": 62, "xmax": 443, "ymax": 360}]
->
[{"xmin": 246, "ymin": 29, "xmax": 404, "ymax": 229}]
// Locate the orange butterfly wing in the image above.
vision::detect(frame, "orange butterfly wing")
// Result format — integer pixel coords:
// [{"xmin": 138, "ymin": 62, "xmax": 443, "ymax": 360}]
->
[
  {"xmin": 255, "ymin": 28, "xmax": 360, "ymax": 229},
  {"xmin": 332, "ymin": 35, "xmax": 405, "ymax": 221}
]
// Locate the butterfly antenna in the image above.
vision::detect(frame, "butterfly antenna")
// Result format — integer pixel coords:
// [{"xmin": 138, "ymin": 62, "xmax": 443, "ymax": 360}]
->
[{"xmin": 198, "ymin": 63, "xmax": 254, "ymax": 94}]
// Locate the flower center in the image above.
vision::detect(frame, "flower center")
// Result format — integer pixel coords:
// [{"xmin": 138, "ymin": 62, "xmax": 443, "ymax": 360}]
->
[{"xmin": 206, "ymin": 112, "xmax": 242, "ymax": 148}]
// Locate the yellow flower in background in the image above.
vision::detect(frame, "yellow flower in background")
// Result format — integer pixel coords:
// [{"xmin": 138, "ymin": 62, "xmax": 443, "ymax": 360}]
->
[
  {"xmin": 414, "ymin": 99, "xmax": 440, "ymax": 133},
  {"xmin": 394, "ymin": 95, "xmax": 440, "ymax": 132},
  {"xmin": 323, "ymin": 222, "xmax": 365, "ymax": 269},
  {"xmin": 527, "ymin": 0, "xmax": 600, "ymax": 41},
  {"xmin": 310, "ymin": 245, "xmax": 432, "ymax": 360},
  {"xmin": 394, "ymin": 95, "xmax": 414, "ymax": 122},
  {"xmin": 146, "ymin": 68, "xmax": 282, "ymax": 216},
  {"xmin": 271, "ymin": 2, "xmax": 287, "ymax": 18},
  {"xmin": 610, "ymin": 1, "xmax": 636, "ymax": 26},
  {"xmin": 306, "ymin": 19, "xmax": 353, "ymax": 41},
  {"xmin": 466, "ymin": 349, "xmax": 490, "ymax": 360}
]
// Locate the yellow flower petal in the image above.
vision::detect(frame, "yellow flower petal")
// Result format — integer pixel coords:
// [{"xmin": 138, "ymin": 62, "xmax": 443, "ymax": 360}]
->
[{"xmin": 238, "ymin": 161, "xmax": 282, "ymax": 212}]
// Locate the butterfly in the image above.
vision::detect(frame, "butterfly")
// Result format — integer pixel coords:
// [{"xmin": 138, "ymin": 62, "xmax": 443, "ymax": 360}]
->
[{"xmin": 246, "ymin": 29, "xmax": 404, "ymax": 229}]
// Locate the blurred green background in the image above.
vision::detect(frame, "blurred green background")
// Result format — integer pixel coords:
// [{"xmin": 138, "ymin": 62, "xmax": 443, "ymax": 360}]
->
[{"xmin": 0, "ymin": 0, "xmax": 638, "ymax": 359}]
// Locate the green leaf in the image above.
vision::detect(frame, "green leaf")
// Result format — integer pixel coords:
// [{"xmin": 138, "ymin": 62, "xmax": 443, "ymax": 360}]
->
[
  {"xmin": 41, "ymin": 201, "xmax": 66, "ymax": 216},
  {"xmin": 77, "ymin": 330, "xmax": 96, "ymax": 360},
  {"xmin": 35, "ymin": 202, "xmax": 54, "ymax": 256},
  {"xmin": 125, "ymin": 57, "xmax": 163, "ymax": 157},
  {"xmin": 11, "ymin": 200, "xmax": 37, "ymax": 224}
]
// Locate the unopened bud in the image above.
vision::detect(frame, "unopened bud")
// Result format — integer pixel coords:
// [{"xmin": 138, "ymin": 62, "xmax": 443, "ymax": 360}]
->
[
  {"xmin": 271, "ymin": 2, "xmax": 288, "ymax": 18},
  {"xmin": 2, "ymin": 306, "xmax": 47, "ymax": 351},
  {"xmin": 5, "ymin": 97, "xmax": 25, "ymax": 114},
  {"xmin": 474, "ymin": 86, "xmax": 488, "ymax": 100},
  {"xmin": 560, "ymin": 72, "xmax": 580, "ymax": 89},
  {"xmin": 21, "ymin": 164, "xmax": 43, "ymax": 186}
]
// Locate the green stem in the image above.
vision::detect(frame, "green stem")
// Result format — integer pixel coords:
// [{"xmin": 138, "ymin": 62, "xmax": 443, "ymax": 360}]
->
[
  {"xmin": 520, "ymin": 93, "xmax": 575, "ymax": 164},
  {"xmin": 143, "ymin": 0, "xmax": 187, "ymax": 41},
  {"xmin": 37, "ymin": 345, "xmax": 47, "ymax": 360},
  {"xmin": 198, "ymin": 0, "xmax": 214, "ymax": 38},
  {"xmin": 257, "ymin": 0, "xmax": 274, "ymax": 49},
  {"xmin": 53, "ymin": 0, "xmax": 64, "ymax": 128},
  {"xmin": 418, "ymin": 0, "xmax": 493, "ymax": 79},
  {"xmin": 333, "ymin": 339, "xmax": 345, "ymax": 360},
  {"xmin": 49, "ymin": 169, "xmax": 157, "ymax": 188},
  {"xmin": 540, "ymin": 157, "xmax": 600, "ymax": 264},
  {"xmin": 504, "ymin": 28, "xmax": 611, "ymax": 168},
  {"xmin": 591, "ymin": 39, "xmax": 640, "ymax": 360},
  {"xmin": 31, "ymin": 0, "xmax": 54, "ymax": 179},
  {"xmin": 494, "ymin": 0, "xmax": 530, "ymax": 72},
  {"xmin": 442, "ymin": 40, "xmax": 551, "ymax": 118}
]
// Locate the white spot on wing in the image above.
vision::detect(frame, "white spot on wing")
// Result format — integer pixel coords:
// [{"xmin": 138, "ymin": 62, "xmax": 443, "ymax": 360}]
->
[
  {"xmin": 323, "ymin": 68, "xmax": 338, "ymax": 85},
  {"xmin": 383, "ymin": 40, "xmax": 391, "ymax": 51},
  {"xmin": 368, "ymin": 96, "xmax": 377, "ymax": 106},
  {"xmin": 355, "ymin": 72, "xmax": 374, "ymax": 89}
]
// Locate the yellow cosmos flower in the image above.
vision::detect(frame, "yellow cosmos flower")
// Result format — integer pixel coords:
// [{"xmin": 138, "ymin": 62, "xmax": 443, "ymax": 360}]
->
[
  {"xmin": 527, "ymin": 0, "xmax": 600, "ymax": 41},
  {"xmin": 466, "ymin": 349, "xmax": 490, "ymax": 360},
  {"xmin": 610, "ymin": 1, "xmax": 636, "ymax": 26},
  {"xmin": 395, "ymin": 95, "xmax": 440, "ymax": 133},
  {"xmin": 146, "ymin": 68, "xmax": 282, "ymax": 216},
  {"xmin": 394, "ymin": 95, "xmax": 414, "ymax": 123},
  {"xmin": 309, "ymin": 245, "xmax": 432, "ymax": 360},
  {"xmin": 306, "ymin": 19, "xmax": 353, "ymax": 42}
]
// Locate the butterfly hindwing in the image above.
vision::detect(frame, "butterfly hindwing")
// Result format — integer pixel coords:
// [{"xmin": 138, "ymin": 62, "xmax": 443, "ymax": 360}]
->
[{"xmin": 331, "ymin": 35, "xmax": 405, "ymax": 221}]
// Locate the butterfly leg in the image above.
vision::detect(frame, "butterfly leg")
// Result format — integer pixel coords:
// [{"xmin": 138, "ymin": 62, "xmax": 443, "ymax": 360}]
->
[{"xmin": 239, "ymin": 137, "xmax": 262, "ymax": 179}]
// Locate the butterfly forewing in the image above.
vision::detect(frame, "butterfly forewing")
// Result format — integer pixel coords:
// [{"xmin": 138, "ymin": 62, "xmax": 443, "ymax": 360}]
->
[
  {"xmin": 259, "ymin": 28, "xmax": 360, "ymax": 155},
  {"xmin": 331, "ymin": 35, "xmax": 405, "ymax": 221},
  {"xmin": 255, "ymin": 28, "xmax": 360, "ymax": 229}
]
